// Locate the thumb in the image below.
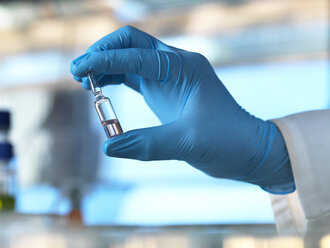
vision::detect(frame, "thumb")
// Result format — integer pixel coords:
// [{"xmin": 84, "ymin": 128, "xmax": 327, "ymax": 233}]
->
[{"xmin": 103, "ymin": 121, "xmax": 186, "ymax": 161}]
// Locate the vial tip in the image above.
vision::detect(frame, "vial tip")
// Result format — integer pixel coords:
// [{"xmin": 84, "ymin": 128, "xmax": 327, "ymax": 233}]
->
[{"xmin": 87, "ymin": 72, "xmax": 101, "ymax": 95}]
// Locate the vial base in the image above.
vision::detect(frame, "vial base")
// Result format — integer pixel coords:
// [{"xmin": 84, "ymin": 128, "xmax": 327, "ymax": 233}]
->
[{"xmin": 102, "ymin": 119, "xmax": 123, "ymax": 138}]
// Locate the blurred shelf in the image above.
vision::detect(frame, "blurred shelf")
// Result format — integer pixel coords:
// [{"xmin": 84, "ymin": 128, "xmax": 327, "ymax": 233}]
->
[{"xmin": 0, "ymin": 0, "xmax": 328, "ymax": 66}]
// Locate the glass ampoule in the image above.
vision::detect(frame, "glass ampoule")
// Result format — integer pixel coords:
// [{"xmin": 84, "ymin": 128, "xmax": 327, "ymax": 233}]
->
[{"xmin": 87, "ymin": 73, "xmax": 123, "ymax": 138}]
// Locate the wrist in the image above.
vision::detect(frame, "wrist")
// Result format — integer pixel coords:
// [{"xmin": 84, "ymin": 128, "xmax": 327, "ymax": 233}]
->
[
  {"xmin": 259, "ymin": 121, "xmax": 296, "ymax": 194},
  {"xmin": 240, "ymin": 120, "xmax": 296, "ymax": 194}
]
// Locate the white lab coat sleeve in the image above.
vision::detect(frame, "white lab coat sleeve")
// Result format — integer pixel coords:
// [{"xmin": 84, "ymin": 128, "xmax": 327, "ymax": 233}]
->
[{"xmin": 270, "ymin": 109, "xmax": 330, "ymax": 236}]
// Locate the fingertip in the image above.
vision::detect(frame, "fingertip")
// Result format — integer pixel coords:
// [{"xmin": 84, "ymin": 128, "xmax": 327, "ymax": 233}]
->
[
  {"xmin": 100, "ymin": 129, "xmax": 155, "ymax": 160},
  {"xmin": 72, "ymin": 53, "xmax": 89, "ymax": 66},
  {"xmin": 79, "ymin": 77, "xmax": 90, "ymax": 89},
  {"xmin": 103, "ymin": 139, "xmax": 112, "ymax": 155},
  {"xmin": 102, "ymin": 135, "xmax": 123, "ymax": 156},
  {"xmin": 70, "ymin": 62, "xmax": 82, "ymax": 77},
  {"xmin": 81, "ymin": 82, "xmax": 91, "ymax": 90},
  {"xmin": 73, "ymin": 76, "xmax": 82, "ymax": 82},
  {"xmin": 70, "ymin": 61, "xmax": 76, "ymax": 75},
  {"xmin": 70, "ymin": 53, "xmax": 91, "ymax": 77}
]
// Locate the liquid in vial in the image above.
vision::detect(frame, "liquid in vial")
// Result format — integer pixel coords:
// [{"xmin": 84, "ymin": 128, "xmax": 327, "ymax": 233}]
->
[{"xmin": 102, "ymin": 119, "xmax": 123, "ymax": 138}]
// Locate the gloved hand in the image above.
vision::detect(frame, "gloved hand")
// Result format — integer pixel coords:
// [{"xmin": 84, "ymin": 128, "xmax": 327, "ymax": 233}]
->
[{"xmin": 71, "ymin": 26, "xmax": 295, "ymax": 194}]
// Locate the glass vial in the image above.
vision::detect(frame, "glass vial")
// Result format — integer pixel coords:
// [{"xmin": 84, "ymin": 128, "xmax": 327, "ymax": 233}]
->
[
  {"xmin": 94, "ymin": 94, "xmax": 123, "ymax": 138},
  {"xmin": 87, "ymin": 73, "xmax": 124, "ymax": 138}
]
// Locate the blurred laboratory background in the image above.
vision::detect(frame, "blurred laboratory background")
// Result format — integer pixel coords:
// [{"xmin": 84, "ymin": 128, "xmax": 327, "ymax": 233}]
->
[{"xmin": 0, "ymin": 0, "xmax": 329, "ymax": 247}]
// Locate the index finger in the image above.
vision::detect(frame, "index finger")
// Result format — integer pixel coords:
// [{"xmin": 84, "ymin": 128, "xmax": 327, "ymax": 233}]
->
[
  {"xmin": 71, "ymin": 48, "xmax": 180, "ymax": 82},
  {"xmin": 86, "ymin": 25, "xmax": 167, "ymax": 53}
]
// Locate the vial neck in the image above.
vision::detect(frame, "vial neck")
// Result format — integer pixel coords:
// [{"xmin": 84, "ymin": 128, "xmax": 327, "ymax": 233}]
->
[
  {"xmin": 91, "ymin": 85, "xmax": 102, "ymax": 95},
  {"xmin": 94, "ymin": 91, "xmax": 105, "ymax": 101}
]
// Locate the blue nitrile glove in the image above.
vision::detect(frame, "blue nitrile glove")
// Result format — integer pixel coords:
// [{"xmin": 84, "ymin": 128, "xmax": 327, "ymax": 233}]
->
[{"xmin": 71, "ymin": 26, "xmax": 295, "ymax": 194}]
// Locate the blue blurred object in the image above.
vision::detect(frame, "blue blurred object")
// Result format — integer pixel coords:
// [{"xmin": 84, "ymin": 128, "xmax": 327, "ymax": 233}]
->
[
  {"xmin": 0, "ymin": 110, "xmax": 15, "ymax": 211},
  {"xmin": 0, "ymin": 110, "xmax": 13, "ymax": 159},
  {"xmin": 0, "ymin": 111, "xmax": 10, "ymax": 127},
  {"xmin": 71, "ymin": 26, "xmax": 295, "ymax": 194},
  {"xmin": 0, "ymin": 143, "xmax": 13, "ymax": 159}
]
